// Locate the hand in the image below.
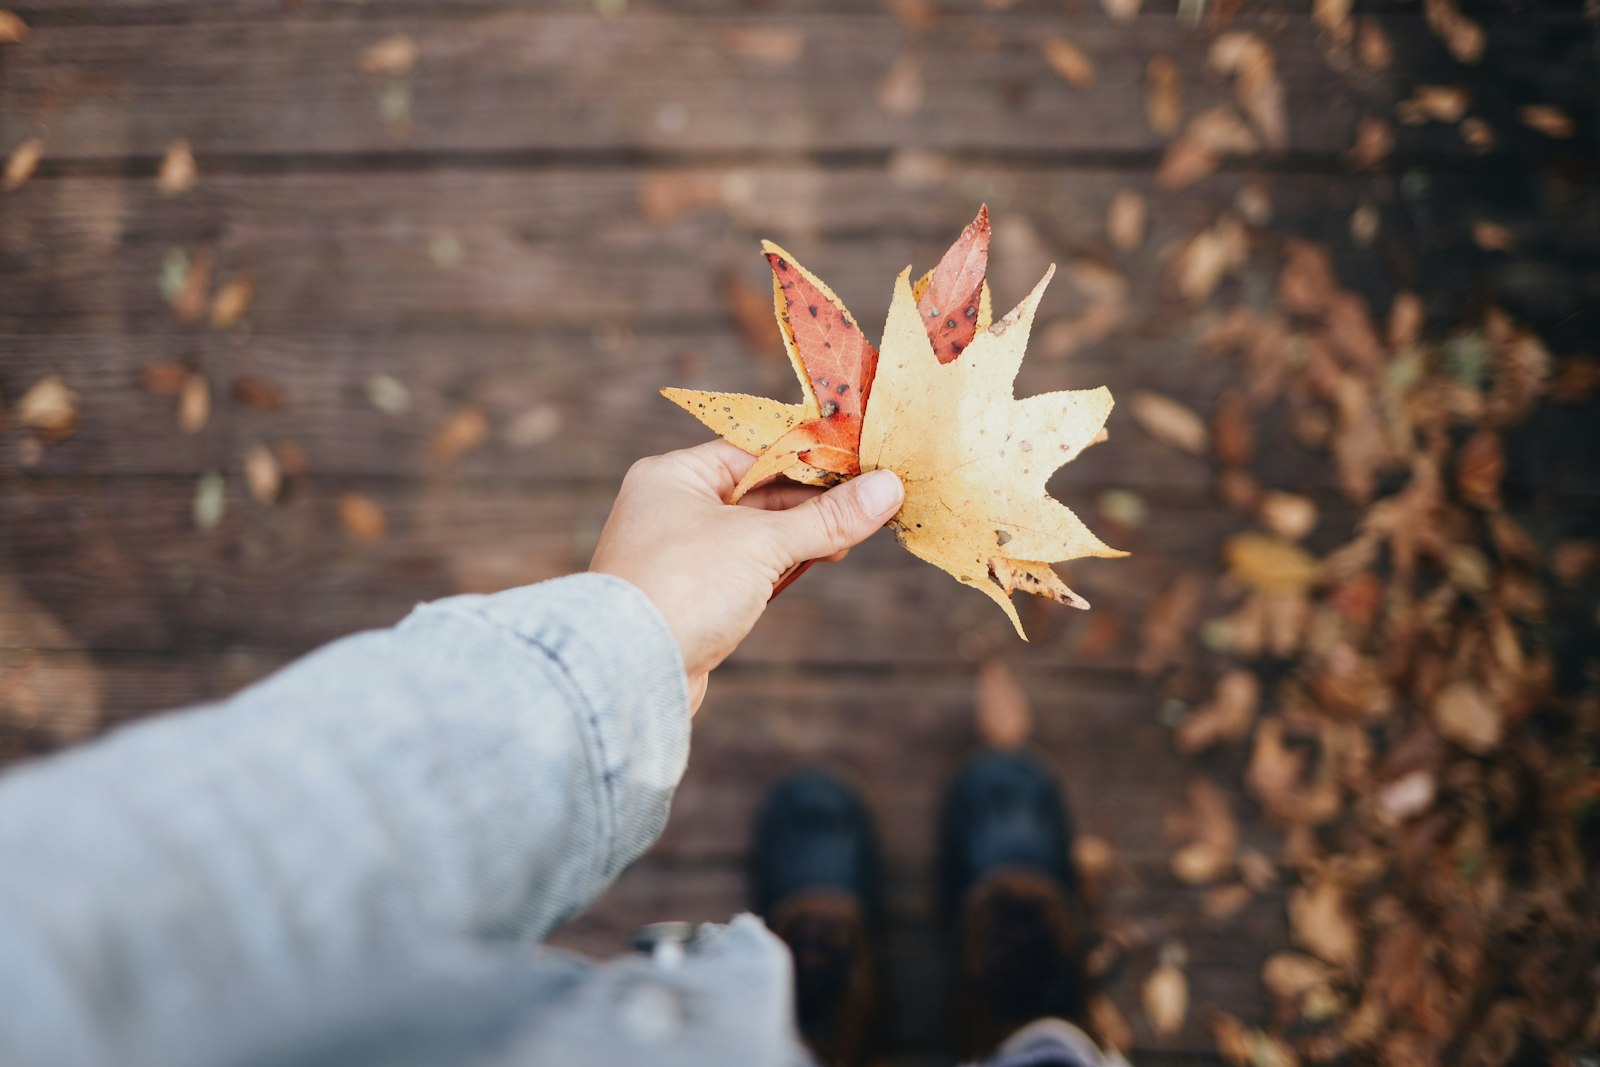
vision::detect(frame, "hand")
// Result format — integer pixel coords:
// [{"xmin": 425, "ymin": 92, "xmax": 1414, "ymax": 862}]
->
[{"xmin": 590, "ymin": 441, "xmax": 903, "ymax": 713}]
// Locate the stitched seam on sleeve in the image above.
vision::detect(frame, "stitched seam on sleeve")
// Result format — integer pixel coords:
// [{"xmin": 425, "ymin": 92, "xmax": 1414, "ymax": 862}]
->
[{"xmin": 423, "ymin": 603, "xmax": 621, "ymax": 887}]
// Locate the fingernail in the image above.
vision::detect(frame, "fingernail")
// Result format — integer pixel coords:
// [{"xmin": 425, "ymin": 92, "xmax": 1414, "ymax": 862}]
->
[{"xmin": 853, "ymin": 469, "xmax": 903, "ymax": 515}]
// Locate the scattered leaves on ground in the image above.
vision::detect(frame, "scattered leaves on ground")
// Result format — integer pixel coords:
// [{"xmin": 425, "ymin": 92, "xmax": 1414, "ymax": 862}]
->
[
  {"xmin": 1043, "ymin": 37, "xmax": 1095, "ymax": 89},
  {"xmin": 431, "ymin": 406, "xmax": 490, "ymax": 463},
  {"xmin": 338, "ymin": 492, "xmax": 388, "ymax": 544},
  {"xmin": 4, "ymin": 136, "xmax": 42, "ymax": 191},
  {"xmin": 16, "ymin": 377, "xmax": 79, "ymax": 441},
  {"xmin": 157, "ymin": 139, "xmax": 197, "ymax": 195},
  {"xmin": 975, "ymin": 658, "xmax": 1031, "ymax": 749},
  {"xmin": 358, "ymin": 34, "xmax": 419, "ymax": 76}
]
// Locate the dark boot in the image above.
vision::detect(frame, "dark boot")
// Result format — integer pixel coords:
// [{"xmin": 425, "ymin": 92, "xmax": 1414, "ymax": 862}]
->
[
  {"xmin": 940, "ymin": 751, "xmax": 1090, "ymax": 1060},
  {"xmin": 753, "ymin": 771, "xmax": 885, "ymax": 1067}
]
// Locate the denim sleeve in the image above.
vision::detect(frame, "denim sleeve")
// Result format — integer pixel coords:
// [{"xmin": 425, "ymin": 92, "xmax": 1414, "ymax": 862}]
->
[{"xmin": 0, "ymin": 573, "xmax": 691, "ymax": 1067}]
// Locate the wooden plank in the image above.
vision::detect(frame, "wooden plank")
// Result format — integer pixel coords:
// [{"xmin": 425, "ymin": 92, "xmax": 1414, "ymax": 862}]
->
[
  {"xmin": 0, "ymin": 477, "xmax": 1353, "ymax": 662},
  {"xmin": 0, "ymin": 330, "xmax": 1341, "ymax": 494},
  {"xmin": 0, "ymin": 645, "xmax": 284, "ymax": 755},
  {"xmin": 0, "ymin": 167, "xmax": 1373, "ymax": 333},
  {"xmin": 4, "ymin": 11, "xmax": 1581, "ymax": 162},
  {"xmin": 657, "ymin": 669, "xmax": 1286, "ymax": 869},
  {"xmin": 1, "ymin": 0, "xmax": 1562, "ymax": 17},
  {"xmin": 4, "ymin": 164, "xmax": 1594, "ymax": 340}
]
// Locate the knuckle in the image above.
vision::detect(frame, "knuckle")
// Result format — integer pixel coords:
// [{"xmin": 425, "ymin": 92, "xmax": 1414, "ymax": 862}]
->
[
  {"xmin": 812, "ymin": 492, "xmax": 858, "ymax": 546},
  {"xmin": 624, "ymin": 455, "xmax": 664, "ymax": 485}
]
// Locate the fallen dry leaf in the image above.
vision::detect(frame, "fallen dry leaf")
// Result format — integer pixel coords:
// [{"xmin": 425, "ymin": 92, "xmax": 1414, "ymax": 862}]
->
[
  {"xmin": 1343, "ymin": 21, "xmax": 1388, "ymax": 76},
  {"xmin": 1238, "ymin": 848, "xmax": 1276, "ymax": 892},
  {"xmin": 1551, "ymin": 539, "xmax": 1600, "ymax": 586},
  {"xmin": 1171, "ymin": 215, "xmax": 1248, "ymax": 301},
  {"xmin": 1107, "ymin": 190, "xmax": 1146, "ymax": 252},
  {"xmin": 1349, "ymin": 200, "xmax": 1379, "ymax": 247},
  {"xmin": 431, "ymin": 407, "xmax": 490, "ymax": 463},
  {"xmin": 1258, "ymin": 491, "xmax": 1317, "ymax": 541},
  {"xmin": 1424, "ymin": 0, "xmax": 1485, "ymax": 64},
  {"xmin": 1313, "ymin": 0, "xmax": 1351, "ymax": 32},
  {"xmin": 4, "ymin": 136, "xmax": 42, "ymax": 191},
  {"xmin": 1088, "ymin": 997, "xmax": 1133, "ymax": 1055},
  {"xmin": 1074, "ymin": 835, "xmax": 1115, "ymax": 898},
  {"xmin": 1520, "ymin": 104, "xmax": 1575, "ymax": 139},
  {"xmin": 887, "ymin": 0, "xmax": 938, "ymax": 29},
  {"xmin": 1176, "ymin": 669, "xmax": 1259, "ymax": 753},
  {"xmin": 1144, "ymin": 55, "xmax": 1183, "ymax": 136},
  {"xmin": 276, "ymin": 440, "xmax": 311, "ymax": 478},
  {"xmin": 1348, "ymin": 116, "xmax": 1392, "ymax": 169},
  {"xmin": 1389, "ymin": 290, "xmax": 1425, "ymax": 348},
  {"xmin": 1397, "ymin": 84, "xmax": 1469, "ymax": 125},
  {"xmin": 178, "ymin": 373, "xmax": 210, "ymax": 434},
  {"xmin": 504, "ymin": 404, "xmax": 563, "ymax": 448},
  {"xmin": 193, "ymin": 471, "xmax": 226, "ymax": 531},
  {"xmin": 1459, "ymin": 116, "xmax": 1495, "ymax": 153},
  {"xmin": 1042, "ymin": 37, "xmax": 1095, "ymax": 89},
  {"xmin": 1159, "ymin": 107, "xmax": 1257, "ymax": 189},
  {"xmin": 1131, "ymin": 391, "xmax": 1208, "ymax": 455},
  {"xmin": 1211, "ymin": 389, "xmax": 1252, "ymax": 467},
  {"xmin": 338, "ymin": 492, "xmax": 388, "ymax": 544},
  {"xmin": 243, "ymin": 443, "xmax": 282, "ymax": 504},
  {"xmin": 367, "ymin": 374, "xmax": 412, "ymax": 416},
  {"xmin": 877, "ymin": 49, "xmax": 924, "ymax": 118},
  {"xmin": 171, "ymin": 247, "xmax": 214, "ymax": 325},
  {"xmin": 1376, "ymin": 769, "xmax": 1435, "ymax": 824},
  {"xmin": 1144, "ymin": 960, "xmax": 1189, "ymax": 1036},
  {"xmin": 16, "ymin": 376, "xmax": 78, "ymax": 440},
  {"xmin": 1262, "ymin": 952, "xmax": 1336, "ymax": 1001},
  {"xmin": 1136, "ymin": 572, "xmax": 1205, "ymax": 675},
  {"xmin": 1226, "ymin": 533, "xmax": 1321, "ymax": 593},
  {"xmin": 1210, "ymin": 32, "xmax": 1287, "ymax": 151},
  {"xmin": 1202, "ymin": 883, "xmax": 1254, "ymax": 920},
  {"xmin": 0, "ymin": 10, "xmax": 27, "ymax": 43},
  {"xmin": 210, "ymin": 273, "xmax": 255, "ymax": 329},
  {"xmin": 1432, "ymin": 679, "xmax": 1500, "ymax": 753},
  {"xmin": 358, "ymin": 33, "xmax": 419, "ymax": 76},
  {"xmin": 1172, "ymin": 841, "xmax": 1232, "ymax": 885},
  {"xmin": 141, "ymin": 361, "xmax": 190, "ymax": 395},
  {"xmin": 976, "ymin": 658, "xmax": 1032, "ymax": 749},
  {"xmin": 232, "ymin": 375, "xmax": 284, "ymax": 412},
  {"xmin": 638, "ymin": 169, "xmax": 725, "ymax": 225},
  {"xmin": 1455, "ymin": 428, "xmax": 1503, "ymax": 508},
  {"xmin": 1472, "ymin": 220, "xmax": 1514, "ymax": 252},
  {"xmin": 667, "ymin": 209, "xmax": 1122, "ymax": 637},
  {"xmin": 157, "ymin": 139, "xmax": 197, "ymax": 195},
  {"xmin": 718, "ymin": 26, "xmax": 804, "ymax": 67},
  {"xmin": 1289, "ymin": 880, "xmax": 1359, "ymax": 968}
]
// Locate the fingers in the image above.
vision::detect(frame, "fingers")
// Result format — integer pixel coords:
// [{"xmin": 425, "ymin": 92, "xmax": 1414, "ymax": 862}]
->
[
  {"xmin": 762, "ymin": 469, "xmax": 903, "ymax": 567},
  {"xmin": 738, "ymin": 482, "xmax": 825, "ymax": 512},
  {"xmin": 656, "ymin": 439, "xmax": 759, "ymax": 498}
]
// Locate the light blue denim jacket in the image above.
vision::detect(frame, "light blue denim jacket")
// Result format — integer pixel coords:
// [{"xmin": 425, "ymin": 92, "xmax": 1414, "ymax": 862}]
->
[{"xmin": 0, "ymin": 574, "xmax": 808, "ymax": 1067}]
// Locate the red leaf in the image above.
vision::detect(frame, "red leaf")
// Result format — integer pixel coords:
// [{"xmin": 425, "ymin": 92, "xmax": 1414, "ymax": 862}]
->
[
  {"xmin": 917, "ymin": 204, "xmax": 991, "ymax": 364},
  {"xmin": 767, "ymin": 250, "xmax": 879, "ymax": 467}
]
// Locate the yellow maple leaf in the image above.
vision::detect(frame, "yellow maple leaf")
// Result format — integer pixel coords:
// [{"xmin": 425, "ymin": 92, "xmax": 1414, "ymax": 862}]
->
[{"xmin": 859, "ymin": 266, "xmax": 1125, "ymax": 638}]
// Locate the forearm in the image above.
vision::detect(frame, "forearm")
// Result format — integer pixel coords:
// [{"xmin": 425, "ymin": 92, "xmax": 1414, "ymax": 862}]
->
[{"xmin": 0, "ymin": 573, "xmax": 690, "ymax": 1064}]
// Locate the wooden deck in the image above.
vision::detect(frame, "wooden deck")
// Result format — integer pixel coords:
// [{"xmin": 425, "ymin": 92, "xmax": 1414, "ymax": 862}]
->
[{"xmin": 3, "ymin": 2, "xmax": 1597, "ymax": 1062}]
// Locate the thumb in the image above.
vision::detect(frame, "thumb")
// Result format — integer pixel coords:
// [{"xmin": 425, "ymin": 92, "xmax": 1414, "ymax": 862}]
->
[{"xmin": 768, "ymin": 468, "xmax": 904, "ymax": 566}]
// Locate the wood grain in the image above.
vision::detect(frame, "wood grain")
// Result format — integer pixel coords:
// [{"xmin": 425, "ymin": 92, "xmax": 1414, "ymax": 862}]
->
[
  {"xmin": 3, "ymin": 11, "xmax": 1589, "ymax": 163},
  {"xmin": 0, "ymin": 476, "xmax": 1352, "ymax": 662}
]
